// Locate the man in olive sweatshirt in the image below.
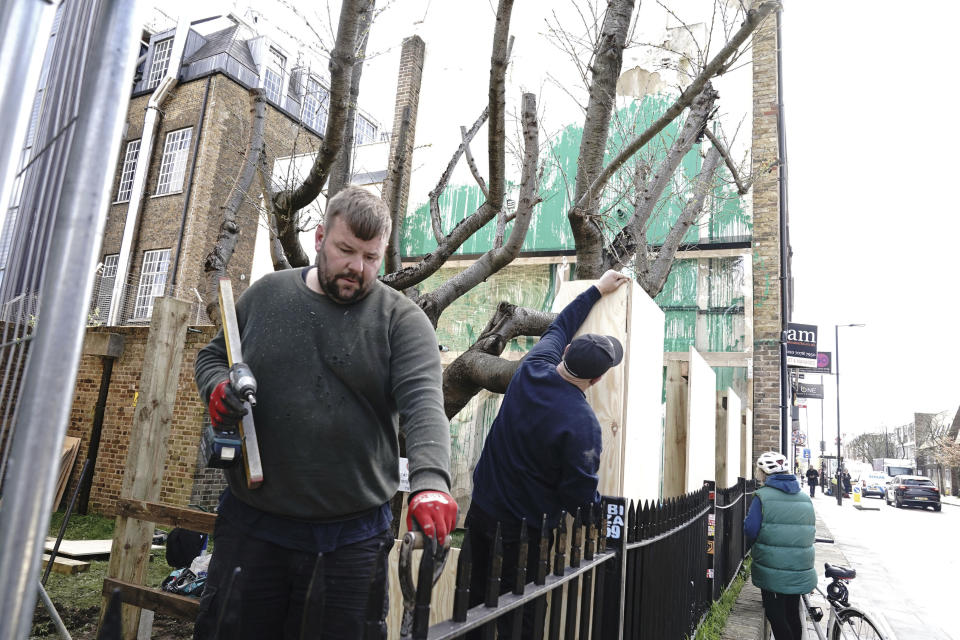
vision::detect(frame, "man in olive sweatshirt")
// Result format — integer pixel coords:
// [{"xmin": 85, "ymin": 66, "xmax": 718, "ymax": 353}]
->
[
  {"xmin": 744, "ymin": 451, "xmax": 817, "ymax": 640},
  {"xmin": 194, "ymin": 187, "xmax": 456, "ymax": 640}
]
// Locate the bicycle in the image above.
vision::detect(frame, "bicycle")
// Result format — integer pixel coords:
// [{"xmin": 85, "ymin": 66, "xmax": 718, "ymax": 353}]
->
[{"xmin": 802, "ymin": 538, "xmax": 888, "ymax": 640}]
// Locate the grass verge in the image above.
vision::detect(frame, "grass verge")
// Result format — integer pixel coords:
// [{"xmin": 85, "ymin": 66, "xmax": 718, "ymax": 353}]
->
[{"xmin": 693, "ymin": 556, "xmax": 752, "ymax": 640}]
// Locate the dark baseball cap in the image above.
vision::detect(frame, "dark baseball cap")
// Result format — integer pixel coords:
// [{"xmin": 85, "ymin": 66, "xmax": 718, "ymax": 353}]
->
[{"xmin": 562, "ymin": 334, "xmax": 624, "ymax": 379}]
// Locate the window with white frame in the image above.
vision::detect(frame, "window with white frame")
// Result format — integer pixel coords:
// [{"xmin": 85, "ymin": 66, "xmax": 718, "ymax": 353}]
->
[
  {"xmin": 132, "ymin": 249, "xmax": 170, "ymax": 320},
  {"xmin": 303, "ymin": 76, "xmax": 329, "ymax": 132},
  {"xmin": 156, "ymin": 128, "xmax": 192, "ymax": 195},
  {"xmin": 354, "ymin": 114, "xmax": 377, "ymax": 146},
  {"xmin": 263, "ymin": 48, "xmax": 286, "ymax": 104},
  {"xmin": 92, "ymin": 254, "xmax": 119, "ymax": 321},
  {"xmin": 115, "ymin": 140, "xmax": 141, "ymax": 202},
  {"xmin": 147, "ymin": 38, "xmax": 173, "ymax": 89}
]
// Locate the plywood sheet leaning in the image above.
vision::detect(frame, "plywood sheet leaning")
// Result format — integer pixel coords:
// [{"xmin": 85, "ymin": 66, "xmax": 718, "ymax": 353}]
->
[
  {"xmin": 724, "ymin": 390, "xmax": 742, "ymax": 487},
  {"xmin": 620, "ymin": 281, "xmax": 666, "ymax": 502},
  {"xmin": 741, "ymin": 407, "xmax": 753, "ymax": 479},
  {"xmin": 550, "ymin": 280, "xmax": 664, "ymax": 500},
  {"xmin": 54, "ymin": 436, "xmax": 81, "ymax": 510},
  {"xmin": 715, "ymin": 389, "xmax": 742, "ymax": 488},
  {"xmin": 386, "ymin": 540, "xmax": 460, "ymax": 640},
  {"xmin": 685, "ymin": 347, "xmax": 716, "ymax": 492}
]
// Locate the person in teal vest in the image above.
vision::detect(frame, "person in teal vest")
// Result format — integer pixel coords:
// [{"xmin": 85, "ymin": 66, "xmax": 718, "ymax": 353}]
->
[{"xmin": 744, "ymin": 451, "xmax": 817, "ymax": 640}]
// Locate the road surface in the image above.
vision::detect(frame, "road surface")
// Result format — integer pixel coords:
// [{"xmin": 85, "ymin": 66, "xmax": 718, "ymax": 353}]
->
[{"xmin": 811, "ymin": 490, "xmax": 959, "ymax": 640}]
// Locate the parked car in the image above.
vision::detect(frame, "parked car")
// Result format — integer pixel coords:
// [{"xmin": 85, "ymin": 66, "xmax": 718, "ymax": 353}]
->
[
  {"xmin": 884, "ymin": 475, "xmax": 941, "ymax": 511},
  {"xmin": 857, "ymin": 471, "xmax": 889, "ymax": 498}
]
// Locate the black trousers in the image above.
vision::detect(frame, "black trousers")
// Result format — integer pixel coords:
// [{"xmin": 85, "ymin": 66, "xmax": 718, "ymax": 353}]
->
[
  {"xmin": 760, "ymin": 590, "xmax": 802, "ymax": 640},
  {"xmin": 464, "ymin": 505, "xmax": 554, "ymax": 640},
  {"xmin": 193, "ymin": 518, "xmax": 392, "ymax": 640}
]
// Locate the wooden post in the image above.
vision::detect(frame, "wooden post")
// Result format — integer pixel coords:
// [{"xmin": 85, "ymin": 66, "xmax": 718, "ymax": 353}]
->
[
  {"xmin": 663, "ymin": 360, "xmax": 688, "ymax": 498},
  {"xmin": 100, "ymin": 297, "xmax": 190, "ymax": 638},
  {"xmin": 716, "ymin": 391, "xmax": 729, "ymax": 489}
]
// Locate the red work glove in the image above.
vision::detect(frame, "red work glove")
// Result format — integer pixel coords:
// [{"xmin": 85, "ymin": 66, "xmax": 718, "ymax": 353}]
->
[
  {"xmin": 208, "ymin": 379, "xmax": 246, "ymax": 432},
  {"xmin": 407, "ymin": 490, "xmax": 458, "ymax": 545}
]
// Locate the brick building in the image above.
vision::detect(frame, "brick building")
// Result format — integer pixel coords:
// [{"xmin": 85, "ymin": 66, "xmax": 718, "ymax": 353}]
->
[{"xmin": 90, "ymin": 13, "xmax": 387, "ymax": 326}]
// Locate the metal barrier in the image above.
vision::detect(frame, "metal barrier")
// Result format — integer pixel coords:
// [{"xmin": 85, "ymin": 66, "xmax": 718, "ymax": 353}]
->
[{"xmin": 386, "ymin": 480, "xmax": 755, "ymax": 640}]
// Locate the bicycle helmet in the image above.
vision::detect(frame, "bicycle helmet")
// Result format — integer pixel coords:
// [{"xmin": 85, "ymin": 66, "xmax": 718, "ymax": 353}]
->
[{"xmin": 757, "ymin": 451, "xmax": 789, "ymax": 474}]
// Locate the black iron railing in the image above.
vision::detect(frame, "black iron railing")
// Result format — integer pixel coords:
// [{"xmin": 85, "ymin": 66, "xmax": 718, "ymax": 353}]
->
[{"xmin": 96, "ymin": 480, "xmax": 759, "ymax": 639}]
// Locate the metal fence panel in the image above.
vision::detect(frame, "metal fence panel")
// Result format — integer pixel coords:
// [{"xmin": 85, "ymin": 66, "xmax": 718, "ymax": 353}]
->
[{"xmin": 0, "ymin": 0, "xmax": 143, "ymax": 637}]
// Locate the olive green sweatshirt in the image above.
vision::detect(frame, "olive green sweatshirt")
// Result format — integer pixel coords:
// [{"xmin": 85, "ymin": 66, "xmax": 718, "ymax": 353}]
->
[{"xmin": 195, "ymin": 268, "xmax": 451, "ymax": 521}]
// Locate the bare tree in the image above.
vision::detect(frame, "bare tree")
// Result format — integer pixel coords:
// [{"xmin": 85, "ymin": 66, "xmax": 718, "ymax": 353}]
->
[{"xmin": 205, "ymin": 0, "xmax": 779, "ymax": 415}]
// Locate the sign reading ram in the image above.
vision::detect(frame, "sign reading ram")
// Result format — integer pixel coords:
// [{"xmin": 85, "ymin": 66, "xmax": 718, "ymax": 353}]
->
[{"xmin": 785, "ymin": 323, "xmax": 818, "ymax": 368}]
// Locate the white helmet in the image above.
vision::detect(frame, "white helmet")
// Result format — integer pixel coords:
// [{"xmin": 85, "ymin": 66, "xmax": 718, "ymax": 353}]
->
[{"xmin": 757, "ymin": 451, "xmax": 789, "ymax": 475}]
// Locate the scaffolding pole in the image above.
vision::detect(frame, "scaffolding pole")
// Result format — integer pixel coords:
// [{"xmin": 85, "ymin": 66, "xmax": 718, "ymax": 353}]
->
[{"xmin": 0, "ymin": 0, "xmax": 143, "ymax": 637}]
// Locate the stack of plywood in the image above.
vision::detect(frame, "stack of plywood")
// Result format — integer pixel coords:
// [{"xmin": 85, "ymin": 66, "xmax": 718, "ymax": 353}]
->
[{"xmin": 54, "ymin": 436, "xmax": 81, "ymax": 510}]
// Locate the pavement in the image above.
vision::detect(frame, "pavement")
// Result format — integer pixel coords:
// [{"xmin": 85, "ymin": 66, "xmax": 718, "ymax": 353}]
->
[{"xmin": 721, "ymin": 496, "xmax": 892, "ymax": 640}]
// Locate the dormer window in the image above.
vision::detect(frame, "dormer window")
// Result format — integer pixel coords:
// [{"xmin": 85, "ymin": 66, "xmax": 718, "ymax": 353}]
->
[
  {"xmin": 263, "ymin": 47, "xmax": 286, "ymax": 104},
  {"xmin": 354, "ymin": 114, "xmax": 377, "ymax": 146},
  {"xmin": 303, "ymin": 76, "xmax": 329, "ymax": 132},
  {"xmin": 147, "ymin": 38, "xmax": 173, "ymax": 89}
]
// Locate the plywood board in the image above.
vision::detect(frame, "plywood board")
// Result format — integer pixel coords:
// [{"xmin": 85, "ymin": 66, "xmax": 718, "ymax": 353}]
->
[
  {"xmin": 42, "ymin": 553, "xmax": 90, "ymax": 575},
  {"xmin": 715, "ymin": 392, "xmax": 729, "ymax": 488},
  {"xmin": 54, "ymin": 436, "xmax": 81, "ymax": 510},
  {"xmin": 46, "ymin": 538, "xmax": 163, "ymax": 558},
  {"xmin": 620, "ymin": 282, "xmax": 665, "ymax": 502},
  {"xmin": 742, "ymin": 408, "xmax": 754, "ymax": 479},
  {"xmin": 724, "ymin": 391, "xmax": 742, "ymax": 487},
  {"xmin": 663, "ymin": 361, "xmax": 688, "ymax": 498},
  {"xmin": 386, "ymin": 540, "xmax": 460, "ymax": 640},
  {"xmin": 685, "ymin": 347, "xmax": 716, "ymax": 491},
  {"xmin": 550, "ymin": 281, "xmax": 628, "ymax": 498}
]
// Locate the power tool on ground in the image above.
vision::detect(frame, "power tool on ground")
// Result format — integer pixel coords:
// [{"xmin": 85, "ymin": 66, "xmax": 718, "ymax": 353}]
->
[{"xmin": 201, "ymin": 364, "xmax": 257, "ymax": 468}]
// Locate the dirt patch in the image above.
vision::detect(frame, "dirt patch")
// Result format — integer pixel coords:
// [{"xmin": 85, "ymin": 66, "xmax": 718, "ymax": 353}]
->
[{"xmin": 33, "ymin": 604, "xmax": 193, "ymax": 640}]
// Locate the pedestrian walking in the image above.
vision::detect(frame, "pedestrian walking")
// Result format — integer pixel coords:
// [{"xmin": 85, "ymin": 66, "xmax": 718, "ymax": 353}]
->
[
  {"xmin": 841, "ymin": 469, "xmax": 852, "ymax": 496},
  {"xmin": 805, "ymin": 466, "xmax": 819, "ymax": 498},
  {"xmin": 193, "ymin": 187, "xmax": 457, "ymax": 640},
  {"xmin": 466, "ymin": 269, "xmax": 630, "ymax": 639},
  {"xmin": 744, "ymin": 451, "xmax": 817, "ymax": 640}
]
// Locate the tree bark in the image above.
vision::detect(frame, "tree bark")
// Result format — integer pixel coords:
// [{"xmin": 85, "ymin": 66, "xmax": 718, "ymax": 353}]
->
[
  {"xmin": 418, "ymin": 92, "xmax": 539, "ymax": 327},
  {"xmin": 442, "ymin": 302, "xmax": 555, "ymax": 419},
  {"xmin": 326, "ymin": 0, "xmax": 376, "ymax": 201},
  {"xmin": 603, "ymin": 84, "xmax": 718, "ymax": 272},
  {"xmin": 202, "ymin": 88, "xmax": 266, "ymax": 326}
]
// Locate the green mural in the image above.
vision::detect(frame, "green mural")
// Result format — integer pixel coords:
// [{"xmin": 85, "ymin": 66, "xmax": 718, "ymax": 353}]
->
[{"xmin": 400, "ymin": 92, "xmax": 750, "ymax": 258}]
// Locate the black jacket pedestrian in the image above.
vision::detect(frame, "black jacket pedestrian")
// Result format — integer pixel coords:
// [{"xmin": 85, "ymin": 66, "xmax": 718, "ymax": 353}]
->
[{"xmin": 805, "ymin": 468, "xmax": 819, "ymax": 487}]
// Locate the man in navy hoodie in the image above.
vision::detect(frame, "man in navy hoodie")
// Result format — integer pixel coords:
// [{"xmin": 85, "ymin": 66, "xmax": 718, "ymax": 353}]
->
[
  {"xmin": 744, "ymin": 451, "xmax": 817, "ymax": 639},
  {"xmin": 466, "ymin": 269, "xmax": 630, "ymax": 638}
]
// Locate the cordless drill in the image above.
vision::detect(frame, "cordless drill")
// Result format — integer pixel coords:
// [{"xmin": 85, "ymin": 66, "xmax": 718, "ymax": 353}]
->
[{"xmin": 201, "ymin": 363, "xmax": 257, "ymax": 468}]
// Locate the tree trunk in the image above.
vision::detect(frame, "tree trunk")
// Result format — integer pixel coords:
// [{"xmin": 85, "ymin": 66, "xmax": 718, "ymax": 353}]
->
[
  {"xmin": 202, "ymin": 88, "xmax": 266, "ymax": 326},
  {"xmin": 326, "ymin": 0, "xmax": 376, "ymax": 201},
  {"xmin": 568, "ymin": 0, "xmax": 636, "ymax": 278}
]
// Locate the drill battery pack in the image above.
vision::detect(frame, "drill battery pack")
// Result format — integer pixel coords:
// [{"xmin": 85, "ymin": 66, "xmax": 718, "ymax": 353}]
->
[{"xmin": 201, "ymin": 424, "xmax": 243, "ymax": 469}]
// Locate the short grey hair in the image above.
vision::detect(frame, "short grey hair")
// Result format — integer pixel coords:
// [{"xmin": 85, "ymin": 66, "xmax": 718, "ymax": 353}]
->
[{"xmin": 325, "ymin": 186, "xmax": 391, "ymax": 241}]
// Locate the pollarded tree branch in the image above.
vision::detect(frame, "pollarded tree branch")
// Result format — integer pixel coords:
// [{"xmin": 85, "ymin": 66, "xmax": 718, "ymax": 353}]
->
[
  {"xmin": 603, "ymin": 83, "xmax": 718, "ymax": 271},
  {"xmin": 567, "ymin": 0, "xmax": 636, "ymax": 277},
  {"xmin": 428, "ymin": 106, "xmax": 490, "ymax": 244},
  {"xmin": 442, "ymin": 301, "xmax": 555, "ymax": 419},
  {"xmin": 271, "ymin": 0, "xmax": 366, "ymax": 266},
  {"xmin": 642, "ymin": 145, "xmax": 722, "ymax": 295},
  {"xmin": 418, "ymin": 92, "xmax": 540, "ymax": 327},
  {"xmin": 703, "ymin": 128, "xmax": 750, "ymax": 194},
  {"xmin": 378, "ymin": 0, "xmax": 515, "ymax": 293},
  {"xmin": 573, "ymin": 1, "xmax": 777, "ymax": 219},
  {"xmin": 203, "ymin": 88, "xmax": 267, "ymax": 325},
  {"xmin": 461, "ymin": 125, "xmax": 489, "ymax": 200}
]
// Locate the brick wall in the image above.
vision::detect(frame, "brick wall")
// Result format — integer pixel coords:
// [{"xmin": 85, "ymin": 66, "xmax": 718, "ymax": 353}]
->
[
  {"xmin": 750, "ymin": 7, "xmax": 783, "ymax": 464},
  {"xmin": 65, "ymin": 325, "xmax": 219, "ymax": 515},
  {"xmin": 382, "ymin": 36, "xmax": 426, "ymax": 222},
  {"xmin": 101, "ymin": 74, "xmax": 322, "ymax": 321}
]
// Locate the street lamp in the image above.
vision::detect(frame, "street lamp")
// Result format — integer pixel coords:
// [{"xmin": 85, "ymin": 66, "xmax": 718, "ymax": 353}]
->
[{"xmin": 835, "ymin": 323, "xmax": 865, "ymax": 506}]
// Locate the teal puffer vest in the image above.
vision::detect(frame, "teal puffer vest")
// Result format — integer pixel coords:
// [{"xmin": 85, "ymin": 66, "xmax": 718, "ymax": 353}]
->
[{"xmin": 751, "ymin": 486, "xmax": 817, "ymax": 594}]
